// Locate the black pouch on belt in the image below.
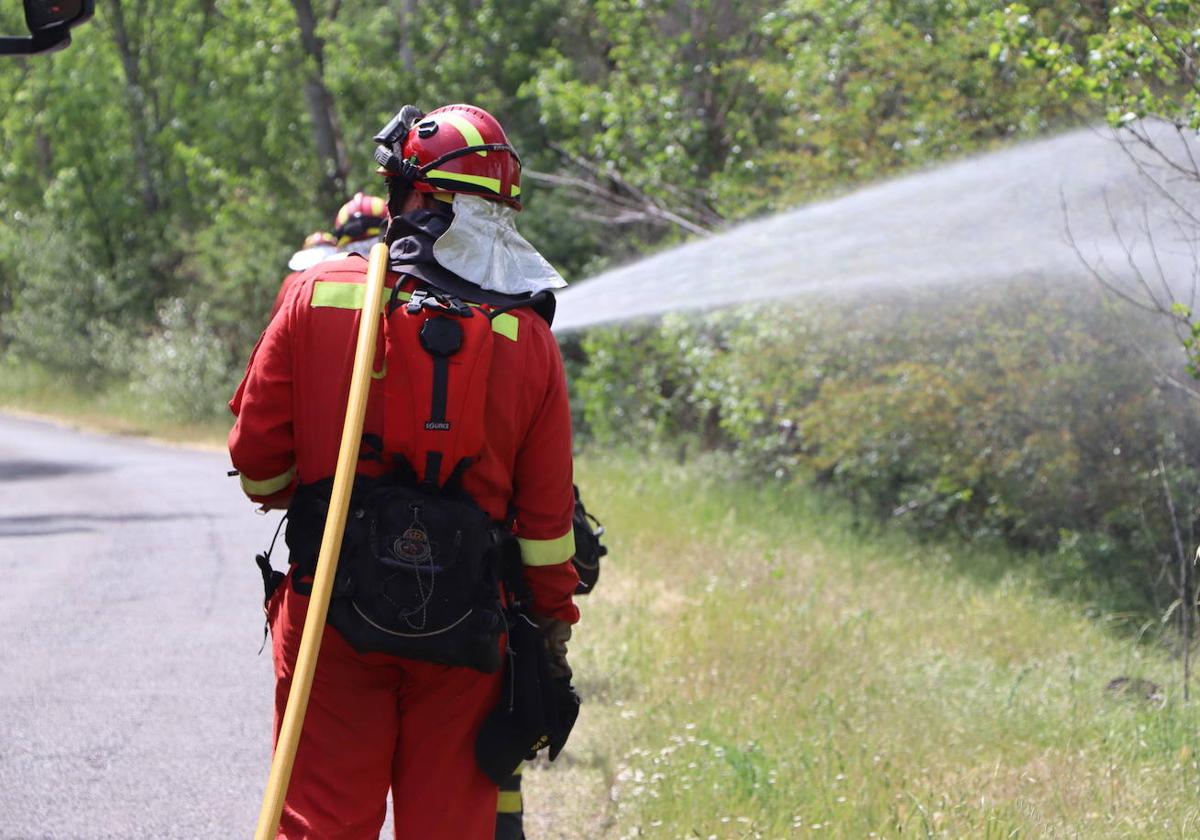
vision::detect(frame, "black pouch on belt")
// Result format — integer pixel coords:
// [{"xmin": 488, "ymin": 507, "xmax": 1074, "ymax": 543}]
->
[
  {"xmin": 285, "ymin": 474, "xmax": 507, "ymax": 673},
  {"xmin": 328, "ymin": 478, "xmax": 506, "ymax": 673}
]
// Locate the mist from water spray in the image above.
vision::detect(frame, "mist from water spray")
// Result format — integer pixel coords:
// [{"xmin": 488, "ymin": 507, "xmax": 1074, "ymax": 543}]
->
[{"xmin": 552, "ymin": 124, "xmax": 1200, "ymax": 334}]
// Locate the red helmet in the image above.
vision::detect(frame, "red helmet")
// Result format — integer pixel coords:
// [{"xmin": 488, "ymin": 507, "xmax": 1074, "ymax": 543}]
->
[
  {"xmin": 333, "ymin": 193, "xmax": 387, "ymax": 246},
  {"xmin": 375, "ymin": 104, "xmax": 523, "ymax": 210},
  {"xmin": 303, "ymin": 230, "xmax": 337, "ymax": 249}
]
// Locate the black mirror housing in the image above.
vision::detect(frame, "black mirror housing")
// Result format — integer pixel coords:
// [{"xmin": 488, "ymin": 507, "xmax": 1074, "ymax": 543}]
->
[{"xmin": 0, "ymin": 0, "xmax": 94, "ymax": 55}]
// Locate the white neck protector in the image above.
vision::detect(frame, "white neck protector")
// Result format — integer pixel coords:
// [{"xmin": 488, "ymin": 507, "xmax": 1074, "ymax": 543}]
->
[{"xmin": 432, "ymin": 195, "xmax": 566, "ymax": 296}]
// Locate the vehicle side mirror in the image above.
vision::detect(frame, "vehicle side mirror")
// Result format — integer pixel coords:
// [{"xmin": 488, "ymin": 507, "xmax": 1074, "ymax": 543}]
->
[{"xmin": 0, "ymin": 0, "xmax": 94, "ymax": 55}]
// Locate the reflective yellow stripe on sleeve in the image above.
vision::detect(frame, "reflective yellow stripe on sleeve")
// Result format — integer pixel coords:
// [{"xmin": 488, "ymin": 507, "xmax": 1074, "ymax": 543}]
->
[
  {"xmin": 518, "ymin": 530, "xmax": 575, "ymax": 567},
  {"xmin": 240, "ymin": 465, "xmax": 296, "ymax": 497}
]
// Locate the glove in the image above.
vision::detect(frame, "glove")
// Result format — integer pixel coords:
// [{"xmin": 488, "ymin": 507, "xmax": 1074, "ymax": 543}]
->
[
  {"xmin": 534, "ymin": 615, "xmax": 572, "ymax": 680},
  {"xmin": 529, "ymin": 615, "xmax": 579, "ymax": 761}
]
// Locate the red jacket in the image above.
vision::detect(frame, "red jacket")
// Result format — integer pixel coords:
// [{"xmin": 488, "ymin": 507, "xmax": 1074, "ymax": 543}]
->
[
  {"xmin": 229, "ymin": 255, "xmax": 579, "ymax": 623},
  {"xmin": 269, "ymin": 271, "xmax": 303, "ymax": 320}
]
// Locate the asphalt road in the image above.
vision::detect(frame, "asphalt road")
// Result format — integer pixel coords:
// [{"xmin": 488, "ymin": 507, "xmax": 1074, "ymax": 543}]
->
[{"xmin": 0, "ymin": 413, "xmax": 281, "ymax": 838}]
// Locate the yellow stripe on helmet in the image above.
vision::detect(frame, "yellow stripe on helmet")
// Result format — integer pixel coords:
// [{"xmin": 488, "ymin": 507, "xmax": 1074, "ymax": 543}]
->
[
  {"xmin": 439, "ymin": 113, "xmax": 488, "ymax": 157},
  {"xmin": 425, "ymin": 168, "xmax": 502, "ymax": 195},
  {"xmin": 336, "ymin": 227, "xmax": 382, "ymax": 248}
]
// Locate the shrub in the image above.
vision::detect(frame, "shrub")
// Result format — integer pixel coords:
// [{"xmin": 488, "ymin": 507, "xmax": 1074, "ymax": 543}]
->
[
  {"xmin": 128, "ymin": 298, "xmax": 237, "ymax": 423},
  {"xmin": 572, "ymin": 278, "xmax": 1200, "ymax": 613}
]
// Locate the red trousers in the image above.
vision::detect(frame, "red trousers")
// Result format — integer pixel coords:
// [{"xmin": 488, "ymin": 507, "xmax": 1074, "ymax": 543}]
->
[{"xmin": 269, "ymin": 571, "xmax": 503, "ymax": 839}]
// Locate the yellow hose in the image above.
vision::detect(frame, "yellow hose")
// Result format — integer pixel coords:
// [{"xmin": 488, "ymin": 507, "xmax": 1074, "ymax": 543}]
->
[{"xmin": 253, "ymin": 242, "xmax": 390, "ymax": 840}]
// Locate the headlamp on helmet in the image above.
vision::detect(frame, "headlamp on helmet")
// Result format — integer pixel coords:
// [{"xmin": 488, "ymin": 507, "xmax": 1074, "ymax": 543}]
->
[{"xmin": 373, "ymin": 105, "xmax": 426, "ymax": 180}]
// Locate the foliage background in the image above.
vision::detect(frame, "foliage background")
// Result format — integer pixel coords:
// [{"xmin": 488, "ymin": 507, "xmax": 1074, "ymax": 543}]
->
[
  {"xmin": 0, "ymin": 0, "xmax": 1100, "ymax": 399},
  {"xmin": 573, "ymin": 282, "xmax": 1200, "ymax": 617},
  {"xmin": 2, "ymin": 1, "xmax": 1199, "ymax": 616}
]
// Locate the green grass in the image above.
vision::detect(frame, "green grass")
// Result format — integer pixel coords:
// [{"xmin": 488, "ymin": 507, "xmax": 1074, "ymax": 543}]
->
[
  {"xmin": 0, "ymin": 358, "xmax": 230, "ymax": 446},
  {"xmin": 532, "ymin": 453, "xmax": 1200, "ymax": 839},
  {"xmin": 5, "ymin": 379, "xmax": 1197, "ymax": 837}
]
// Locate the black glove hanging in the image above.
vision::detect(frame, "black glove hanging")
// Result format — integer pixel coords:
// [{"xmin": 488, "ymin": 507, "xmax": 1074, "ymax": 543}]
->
[{"xmin": 474, "ymin": 610, "xmax": 581, "ymax": 785}]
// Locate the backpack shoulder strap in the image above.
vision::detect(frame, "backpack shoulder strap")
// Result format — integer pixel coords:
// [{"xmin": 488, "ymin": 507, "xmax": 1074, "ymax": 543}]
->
[{"xmin": 486, "ymin": 290, "xmax": 555, "ymax": 327}]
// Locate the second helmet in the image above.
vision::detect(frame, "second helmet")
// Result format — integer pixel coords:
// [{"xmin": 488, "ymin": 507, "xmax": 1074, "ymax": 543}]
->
[{"xmin": 333, "ymin": 192, "xmax": 388, "ymax": 246}]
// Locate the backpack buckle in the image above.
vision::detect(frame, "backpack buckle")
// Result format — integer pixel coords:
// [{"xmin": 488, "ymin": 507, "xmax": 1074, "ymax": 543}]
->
[
  {"xmin": 406, "ymin": 288, "xmax": 430, "ymax": 314},
  {"xmin": 406, "ymin": 288, "xmax": 473, "ymax": 318}
]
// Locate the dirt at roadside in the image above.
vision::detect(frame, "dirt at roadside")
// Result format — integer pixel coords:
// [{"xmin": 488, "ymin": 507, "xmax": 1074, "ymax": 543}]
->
[{"xmin": 522, "ymin": 703, "xmax": 620, "ymax": 839}]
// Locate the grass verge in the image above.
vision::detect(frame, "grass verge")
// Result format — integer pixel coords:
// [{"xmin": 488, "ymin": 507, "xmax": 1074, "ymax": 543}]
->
[
  {"xmin": 526, "ymin": 453, "xmax": 1200, "ymax": 839},
  {"xmin": 0, "ymin": 359, "xmax": 230, "ymax": 447},
  {"xmin": 5, "ymin": 382, "xmax": 1195, "ymax": 837}
]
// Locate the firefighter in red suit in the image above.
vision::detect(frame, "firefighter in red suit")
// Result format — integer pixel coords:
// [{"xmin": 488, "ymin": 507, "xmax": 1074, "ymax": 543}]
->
[
  {"xmin": 270, "ymin": 192, "xmax": 387, "ymax": 320},
  {"xmin": 269, "ymin": 230, "xmax": 336, "ymax": 320},
  {"xmin": 229, "ymin": 103, "xmax": 577, "ymax": 840}
]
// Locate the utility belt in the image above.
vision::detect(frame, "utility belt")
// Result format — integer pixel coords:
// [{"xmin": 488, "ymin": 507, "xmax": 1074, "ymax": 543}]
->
[{"xmin": 285, "ymin": 472, "xmax": 517, "ymax": 674}]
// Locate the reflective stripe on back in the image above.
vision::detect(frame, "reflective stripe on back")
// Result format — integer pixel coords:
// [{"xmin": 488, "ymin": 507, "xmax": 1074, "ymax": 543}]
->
[
  {"xmin": 491, "ymin": 313, "xmax": 519, "ymax": 342},
  {"xmin": 312, "ymin": 281, "xmax": 519, "ymax": 341},
  {"xmin": 311, "ymin": 281, "xmax": 401, "ymax": 312}
]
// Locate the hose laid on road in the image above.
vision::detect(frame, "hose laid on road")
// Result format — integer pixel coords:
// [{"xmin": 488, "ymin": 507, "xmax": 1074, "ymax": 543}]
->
[{"xmin": 253, "ymin": 242, "xmax": 389, "ymax": 840}]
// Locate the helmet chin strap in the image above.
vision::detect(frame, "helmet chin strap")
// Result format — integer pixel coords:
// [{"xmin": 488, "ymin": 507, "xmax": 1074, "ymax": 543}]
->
[
  {"xmin": 384, "ymin": 177, "xmax": 414, "ymax": 245},
  {"xmin": 384, "ymin": 185, "xmax": 455, "ymax": 247}
]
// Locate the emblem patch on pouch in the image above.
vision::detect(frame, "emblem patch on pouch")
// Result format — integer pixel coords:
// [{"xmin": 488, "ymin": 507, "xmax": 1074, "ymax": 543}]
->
[{"xmin": 392, "ymin": 507, "xmax": 436, "ymax": 565}]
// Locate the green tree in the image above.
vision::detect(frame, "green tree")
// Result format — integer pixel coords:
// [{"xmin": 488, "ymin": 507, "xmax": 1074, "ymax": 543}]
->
[{"xmin": 993, "ymin": 2, "xmax": 1200, "ymax": 379}]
